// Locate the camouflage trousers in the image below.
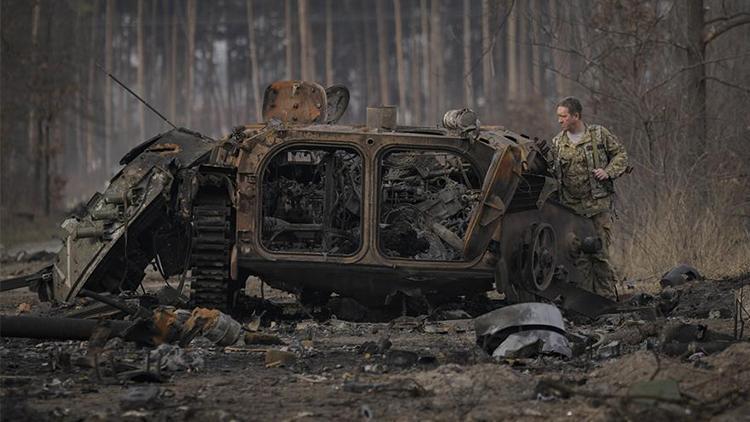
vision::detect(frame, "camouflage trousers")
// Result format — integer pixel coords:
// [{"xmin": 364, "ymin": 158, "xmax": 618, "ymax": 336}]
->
[{"xmin": 577, "ymin": 211, "xmax": 618, "ymax": 299}]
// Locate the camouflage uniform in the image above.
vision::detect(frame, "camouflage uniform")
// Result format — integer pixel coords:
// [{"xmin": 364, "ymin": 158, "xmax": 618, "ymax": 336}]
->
[{"xmin": 549, "ymin": 124, "xmax": 628, "ymax": 298}]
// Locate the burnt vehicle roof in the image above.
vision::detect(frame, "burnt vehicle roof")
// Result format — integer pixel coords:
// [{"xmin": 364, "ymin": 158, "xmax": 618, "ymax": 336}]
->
[{"xmin": 248, "ymin": 122, "xmax": 526, "ymax": 138}]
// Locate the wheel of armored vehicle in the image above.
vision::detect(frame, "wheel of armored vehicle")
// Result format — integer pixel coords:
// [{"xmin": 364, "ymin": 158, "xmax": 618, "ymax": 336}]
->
[
  {"xmin": 495, "ymin": 223, "xmax": 557, "ymax": 304},
  {"xmin": 521, "ymin": 223, "xmax": 557, "ymax": 292}
]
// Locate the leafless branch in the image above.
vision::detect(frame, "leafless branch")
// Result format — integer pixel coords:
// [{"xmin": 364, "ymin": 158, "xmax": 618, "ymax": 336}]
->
[
  {"xmin": 643, "ymin": 53, "xmax": 750, "ymax": 96},
  {"xmin": 705, "ymin": 76, "xmax": 750, "ymax": 93},
  {"xmin": 703, "ymin": 13, "xmax": 750, "ymax": 45},
  {"xmin": 704, "ymin": 12, "xmax": 750, "ymax": 26}
]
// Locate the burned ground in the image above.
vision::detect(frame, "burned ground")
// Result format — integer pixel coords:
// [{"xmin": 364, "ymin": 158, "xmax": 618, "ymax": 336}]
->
[{"xmin": 1, "ymin": 254, "xmax": 749, "ymax": 421}]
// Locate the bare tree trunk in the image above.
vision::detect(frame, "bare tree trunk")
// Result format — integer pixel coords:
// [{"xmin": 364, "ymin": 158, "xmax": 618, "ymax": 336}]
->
[
  {"xmin": 530, "ymin": 0, "xmax": 542, "ymax": 94},
  {"xmin": 104, "ymin": 0, "xmax": 114, "ymax": 175},
  {"xmin": 518, "ymin": 1, "xmax": 529, "ymax": 99},
  {"xmin": 137, "ymin": 0, "xmax": 146, "ymax": 141},
  {"xmin": 363, "ymin": 2, "xmax": 375, "ymax": 105},
  {"xmin": 298, "ymin": 0, "xmax": 314, "ymax": 81},
  {"xmin": 225, "ymin": 16, "xmax": 235, "ymax": 124},
  {"xmin": 169, "ymin": 0, "xmax": 178, "ymax": 123},
  {"xmin": 410, "ymin": 32, "xmax": 421, "ymax": 125},
  {"xmin": 202, "ymin": 8, "xmax": 225, "ymax": 133},
  {"xmin": 429, "ymin": 0, "xmax": 443, "ymax": 117},
  {"xmin": 150, "ymin": 0, "xmax": 158, "ymax": 124},
  {"xmin": 550, "ymin": 0, "xmax": 571, "ymax": 97},
  {"xmin": 284, "ymin": 0, "xmax": 293, "ymax": 79},
  {"xmin": 686, "ymin": 0, "xmax": 706, "ymax": 148},
  {"xmin": 463, "ymin": 0, "xmax": 473, "ymax": 108},
  {"xmin": 162, "ymin": 0, "xmax": 169, "ymax": 120},
  {"xmin": 116, "ymin": 18, "xmax": 128, "ymax": 156},
  {"xmin": 481, "ymin": 0, "xmax": 492, "ymax": 115},
  {"xmin": 185, "ymin": 0, "xmax": 197, "ymax": 127},
  {"xmin": 247, "ymin": 0, "xmax": 261, "ymax": 121},
  {"xmin": 506, "ymin": 1, "xmax": 519, "ymax": 102},
  {"xmin": 42, "ymin": 118, "xmax": 51, "ymax": 215},
  {"xmin": 86, "ymin": 0, "xmax": 99, "ymax": 174},
  {"xmin": 325, "ymin": 0, "xmax": 334, "ymax": 87},
  {"xmin": 394, "ymin": 0, "xmax": 406, "ymax": 113},
  {"xmin": 73, "ymin": 10, "xmax": 84, "ymax": 170},
  {"xmin": 27, "ymin": 0, "xmax": 41, "ymax": 162},
  {"xmin": 420, "ymin": 0, "xmax": 429, "ymax": 121},
  {"xmin": 349, "ymin": 0, "xmax": 367, "ymax": 116},
  {"xmin": 375, "ymin": 1, "xmax": 390, "ymax": 105}
]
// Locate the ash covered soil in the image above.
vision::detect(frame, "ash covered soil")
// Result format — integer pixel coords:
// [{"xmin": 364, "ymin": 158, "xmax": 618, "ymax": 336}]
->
[{"xmin": 2, "ymin": 257, "xmax": 750, "ymax": 421}]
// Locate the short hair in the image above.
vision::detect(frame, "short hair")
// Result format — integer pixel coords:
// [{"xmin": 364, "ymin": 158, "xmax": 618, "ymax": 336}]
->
[{"xmin": 557, "ymin": 97, "xmax": 583, "ymax": 118}]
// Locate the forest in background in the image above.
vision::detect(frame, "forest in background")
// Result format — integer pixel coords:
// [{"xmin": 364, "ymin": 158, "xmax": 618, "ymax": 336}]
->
[{"xmin": 1, "ymin": 0, "xmax": 749, "ymax": 281}]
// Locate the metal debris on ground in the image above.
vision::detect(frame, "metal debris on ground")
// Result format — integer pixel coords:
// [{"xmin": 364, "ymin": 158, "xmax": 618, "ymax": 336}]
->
[
  {"xmin": 494, "ymin": 329, "xmax": 573, "ymax": 359},
  {"xmin": 183, "ymin": 307, "xmax": 243, "ymax": 346},
  {"xmin": 0, "ymin": 265, "xmax": 53, "ymax": 295},
  {"xmin": 474, "ymin": 303, "xmax": 572, "ymax": 359},
  {"xmin": 597, "ymin": 340, "xmax": 621, "ymax": 359},
  {"xmin": 0, "ymin": 304, "xmax": 245, "ymax": 349},
  {"xmin": 660, "ymin": 264, "xmax": 702, "ymax": 288},
  {"xmin": 148, "ymin": 344, "xmax": 205, "ymax": 372},
  {"xmin": 120, "ymin": 385, "xmax": 162, "ymax": 410}
]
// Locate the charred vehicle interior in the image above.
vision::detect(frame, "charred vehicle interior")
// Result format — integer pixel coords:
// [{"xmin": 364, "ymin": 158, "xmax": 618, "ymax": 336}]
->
[
  {"xmin": 379, "ymin": 149, "xmax": 480, "ymax": 261},
  {"xmin": 262, "ymin": 146, "xmax": 362, "ymax": 256},
  {"xmin": 23, "ymin": 80, "xmax": 617, "ymax": 319}
]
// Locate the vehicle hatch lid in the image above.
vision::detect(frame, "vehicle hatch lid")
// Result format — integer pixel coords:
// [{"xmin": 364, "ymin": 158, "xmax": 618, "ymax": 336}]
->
[{"xmin": 463, "ymin": 144, "xmax": 522, "ymax": 260}]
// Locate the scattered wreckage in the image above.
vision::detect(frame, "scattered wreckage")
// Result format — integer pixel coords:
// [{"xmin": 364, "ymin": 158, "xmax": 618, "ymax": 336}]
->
[
  {"xmin": 8, "ymin": 80, "xmax": 617, "ymax": 318},
  {"xmin": 475, "ymin": 303, "xmax": 572, "ymax": 359}
]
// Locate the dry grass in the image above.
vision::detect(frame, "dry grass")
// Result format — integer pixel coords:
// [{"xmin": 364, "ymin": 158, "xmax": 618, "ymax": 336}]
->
[{"xmin": 614, "ymin": 168, "xmax": 750, "ymax": 285}]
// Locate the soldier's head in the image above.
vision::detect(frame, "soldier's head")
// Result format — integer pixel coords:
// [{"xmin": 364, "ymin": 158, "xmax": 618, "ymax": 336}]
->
[{"xmin": 556, "ymin": 97, "xmax": 583, "ymax": 132}]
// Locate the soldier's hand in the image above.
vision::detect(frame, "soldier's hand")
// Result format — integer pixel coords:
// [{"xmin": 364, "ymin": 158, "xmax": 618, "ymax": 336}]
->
[{"xmin": 592, "ymin": 168, "xmax": 609, "ymax": 181}]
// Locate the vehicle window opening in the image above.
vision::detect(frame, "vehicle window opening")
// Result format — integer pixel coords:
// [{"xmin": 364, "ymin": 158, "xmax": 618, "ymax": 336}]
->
[
  {"xmin": 261, "ymin": 146, "xmax": 362, "ymax": 255},
  {"xmin": 379, "ymin": 149, "xmax": 481, "ymax": 261}
]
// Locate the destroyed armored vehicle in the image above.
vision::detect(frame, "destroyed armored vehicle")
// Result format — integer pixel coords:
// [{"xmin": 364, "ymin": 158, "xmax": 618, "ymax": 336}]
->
[{"xmin": 39, "ymin": 81, "xmax": 609, "ymax": 315}]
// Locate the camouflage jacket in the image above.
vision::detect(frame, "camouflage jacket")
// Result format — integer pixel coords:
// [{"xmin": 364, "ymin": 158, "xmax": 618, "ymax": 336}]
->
[{"xmin": 548, "ymin": 124, "xmax": 628, "ymax": 217}]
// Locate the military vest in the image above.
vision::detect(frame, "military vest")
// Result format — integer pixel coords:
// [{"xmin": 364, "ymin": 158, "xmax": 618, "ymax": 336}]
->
[{"xmin": 552, "ymin": 124, "xmax": 613, "ymax": 200}]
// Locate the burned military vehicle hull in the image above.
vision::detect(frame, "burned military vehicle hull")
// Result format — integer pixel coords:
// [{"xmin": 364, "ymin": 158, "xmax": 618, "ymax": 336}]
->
[
  {"xmin": 42, "ymin": 81, "xmax": 609, "ymax": 316},
  {"xmin": 45, "ymin": 128, "xmax": 223, "ymax": 303},
  {"xmin": 219, "ymin": 124, "xmax": 594, "ymax": 308}
]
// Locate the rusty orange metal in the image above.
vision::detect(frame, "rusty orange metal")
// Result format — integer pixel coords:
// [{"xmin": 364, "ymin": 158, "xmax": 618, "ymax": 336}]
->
[{"xmin": 262, "ymin": 80, "xmax": 326, "ymax": 124}]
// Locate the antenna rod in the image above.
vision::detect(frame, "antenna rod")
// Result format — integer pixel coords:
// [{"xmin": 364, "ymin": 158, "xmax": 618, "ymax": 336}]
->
[{"xmin": 96, "ymin": 62, "xmax": 177, "ymax": 130}]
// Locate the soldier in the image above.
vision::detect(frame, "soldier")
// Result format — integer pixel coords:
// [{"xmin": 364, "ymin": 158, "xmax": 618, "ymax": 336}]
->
[{"xmin": 549, "ymin": 97, "xmax": 629, "ymax": 299}]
